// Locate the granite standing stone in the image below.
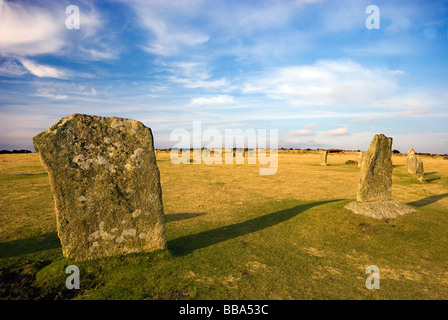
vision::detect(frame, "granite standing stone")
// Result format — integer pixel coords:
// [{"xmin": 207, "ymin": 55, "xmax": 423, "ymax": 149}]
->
[
  {"xmin": 407, "ymin": 148, "xmax": 417, "ymax": 174},
  {"xmin": 358, "ymin": 151, "xmax": 363, "ymax": 168},
  {"xmin": 344, "ymin": 134, "xmax": 416, "ymax": 219},
  {"xmin": 320, "ymin": 150, "xmax": 328, "ymax": 166},
  {"xmin": 416, "ymin": 159, "xmax": 425, "ymax": 182},
  {"xmin": 357, "ymin": 134, "xmax": 393, "ymax": 202},
  {"xmin": 33, "ymin": 113, "xmax": 167, "ymax": 261}
]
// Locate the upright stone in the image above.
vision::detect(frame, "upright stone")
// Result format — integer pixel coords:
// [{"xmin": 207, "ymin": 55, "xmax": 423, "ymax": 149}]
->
[
  {"xmin": 344, "ymin": 134, "xmax": 416, "ymax": 219},
  {"xmin": 357, "ymin": 134, "xmax": 393, "ymax": 202},
  {"xmin": 407, "ymin": 148, "xmax": 417, "ymax": 174},
  {"xmin": 320, "ymin": 150, "xmax": 328, "ymax": 166},
  {"xmin": 33, "ymin": 113, "xmax": 167, "ymax": 261},
  {"xmin": 416, "ymin": 159, "xmax": 425, "ymax": 182},
  {"xmin": 235, "ymin": 148, "xmax": 245, "ymax": 164},
  {"xmin": 357, "ymin": 151, "xmax": 363, "ymax": 168}
]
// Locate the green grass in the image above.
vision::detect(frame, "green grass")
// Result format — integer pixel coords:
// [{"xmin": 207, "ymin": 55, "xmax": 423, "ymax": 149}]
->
[{"xmin": 1, "ymin": 153, "xmax": 448, "ymax": 300}]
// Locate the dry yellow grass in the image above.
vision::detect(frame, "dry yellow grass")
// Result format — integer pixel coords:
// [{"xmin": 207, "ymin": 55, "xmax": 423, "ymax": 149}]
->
[{"xmin": 1, "ymin": 150, "xmax": 447, "ymax": 299}]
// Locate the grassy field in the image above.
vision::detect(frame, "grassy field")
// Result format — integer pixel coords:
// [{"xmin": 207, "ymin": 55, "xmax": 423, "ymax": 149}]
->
[{"xmin": 1, "ymin": 150, "xmax": 448, "ymax": 300}]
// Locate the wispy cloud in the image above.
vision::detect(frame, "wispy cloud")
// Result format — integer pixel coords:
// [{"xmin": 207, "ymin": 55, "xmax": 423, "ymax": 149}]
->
[
  {"xmin": 0, "ymin": 57, "xmax": 27, "ymax": 76},
  {"xmin": 0, "ymin": 1, "xmax": 65, "ymax": 56},
  {"xmin": 290, "ymin": 129, "xmax": 314, "ymax": 136},
  {"xmin": 326, "ymin": 127, "xmax": 350, "ymax": 136},
  {"xmin": 127, "ymin": 0, "xmax": 209, "ymax": 56},
  {"xmin": 34, "ymin": 88, "xmax": 68, "ymax": 100},
  {"xmin": 189, "ymin": 95, "xmax": 235, "ymax": 107},
  {"xmin": 352, "ymin": 115, "xmax": 382, "ymax": 122},
  {"xmin": 395, "ymin": 108, "xmax": 431, "ymax": 117},
  {"xmin": 19, "ymin": 58, "xmax": 67, "ymax": 79},
  {"xmin": 165, "ymin": 61, "xmax": 230, "ymax": 89}
]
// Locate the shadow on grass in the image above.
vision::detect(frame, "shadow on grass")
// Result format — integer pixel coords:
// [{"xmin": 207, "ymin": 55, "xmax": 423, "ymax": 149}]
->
[
  {"xmin": 0, "ymin": 232, "xmax": 61, "ymax": 258},
  {"xmin": 168, "ymin": 199, "xmax": 342, "ymax": 256},
  {"xmin": 407, "ymin": 193, "xmax": 448, "ymax": 208},
  {"xmin": 165, "ymin": 212, "xmax": 207, "ymax": 223}
]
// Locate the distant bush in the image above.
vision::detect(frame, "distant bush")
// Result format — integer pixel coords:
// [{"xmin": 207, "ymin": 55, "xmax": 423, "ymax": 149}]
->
[
  {"xmin": 0, "ymin": 150, "xmax": 32, "ymax": 154},
  {"xmin": 443, "ymin": 155, "xmax": 448, "ymax": 160},
  {"xmin": 392, "ymin": 149, "xmax": 400, "ymax": 154}
]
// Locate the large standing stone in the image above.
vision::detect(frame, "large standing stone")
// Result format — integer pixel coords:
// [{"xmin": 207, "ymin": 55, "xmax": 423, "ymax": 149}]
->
[
  {"xmin": 320, "ymin": 150, "xmax": 328, "ymax": 166},
  {"xmin": 407, "ymin": 148, "xmax": 417, "ymax": 174},
  {"xmin": 357, "ymin": 134, "xmax": 393, "ymax": 202},
  {"xmin": 33, "ymin": 113, "xmax": 167, "ymax": 261},
  {"xmin": 416, "ymin": 159, "xmax": 425, "ymax": 182},
  {"xmin": 344, "ymin": 134, "xmax": 415, "ymax": 219}
]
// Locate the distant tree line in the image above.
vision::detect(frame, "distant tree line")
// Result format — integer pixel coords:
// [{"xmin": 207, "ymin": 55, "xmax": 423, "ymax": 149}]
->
[{"xmin": 0, "ymin": 150, "xmax": 33, "ymax": 154}]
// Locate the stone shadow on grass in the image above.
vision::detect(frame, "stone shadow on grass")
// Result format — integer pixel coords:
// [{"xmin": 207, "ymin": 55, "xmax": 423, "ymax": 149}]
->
[
  {"xmin": 165, "ymin": 212, "xmax": 207, "ymax": 223},
  {"xmin": 168, "ymin": 199, "xmax": 342, "ymax": 256},
  {"xmin": 407, "ymin": 193, "xmax": 448, "ymax": 208},
  {"xmin": 0, "ymin": 232, "xmax": 61, "ymax": 258}
]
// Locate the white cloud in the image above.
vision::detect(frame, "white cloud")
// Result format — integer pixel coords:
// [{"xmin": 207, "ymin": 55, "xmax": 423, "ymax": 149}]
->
[
  {"xmin": 304, "ymin": 123, "xmax": 317, "ymax": 128},
  {"xmin": 19, "ymin": 58, "xmax": 67, "ymax": 79},
  {"xmin": 0, "ymin": 1, "xmax": 65, "ymax": 56},
  {"xmin": 388, "ymin": 70, "xmax": 406, "ymax": 75},
  {"xmin": 189, "ymin": 95, "xmax": 235, "ymax": 107},
  {"xmin": 326, "ymin": 127, "xmax": 350, "ymax": 136},
  {"xmin": 0, "ymin": 1, "xmax": 113, "ymax": 62},
  {"xmin": 290, "ymin": 129, "xmax": 314, "ymax": 136},
  {"xmin": 243, "ymin": 59, "xmax": 398, "ymax": 107}
]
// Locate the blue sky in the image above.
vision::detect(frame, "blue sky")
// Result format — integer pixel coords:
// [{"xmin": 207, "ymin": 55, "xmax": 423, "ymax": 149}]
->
[{"xmin": 0, "ymin": 0, "xmax": 447, "ymax": 153}]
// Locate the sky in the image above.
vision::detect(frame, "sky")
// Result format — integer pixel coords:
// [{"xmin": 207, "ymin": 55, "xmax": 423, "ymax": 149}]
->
[{"xmin": 0, "ymin": 0, "xmax": 447, "ymax": 153}]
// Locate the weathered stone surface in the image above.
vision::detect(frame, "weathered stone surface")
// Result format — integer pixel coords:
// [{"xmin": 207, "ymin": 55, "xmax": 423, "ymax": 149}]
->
[
  {"xmin": 357, "ymin": 134, "xmax": 393, "ymax": 202},
  {"xmin": 407, "ymin": 148, "xmax": 417, "ymax": 174},
  {"xmin": 344, "ymin": 134, "xmax": 416, "ymax": 219},
  {"xmin": 416, "ymin": 159, "xmax": 425, "ymax": 182},
  {"xmin": 320, "ymin": 150, "xmax": 328, "ymax": 166},
  {"xmin": 33, "ymin": 113, "xmax": 167, "ymax": 261}
]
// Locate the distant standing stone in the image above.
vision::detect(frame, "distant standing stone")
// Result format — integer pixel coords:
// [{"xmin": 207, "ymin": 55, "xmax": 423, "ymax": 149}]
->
[
  {"xmin": 320, "ymin": 150, "xmax": 328, "ymax": 166},
  {"xmin": 344, "ymin": 134, "xmax": 416, "ymax": 219},
  {"xmin": 33, "ymin": 113, "xmax": 167, "ymax": 261},
  {"xmin": 358, "ymin": 151, "xmax": 363, "ymax": 168},
  {"xmin": 407, "ymin": 148, "xmax": 417, "ymax": 174},
  {"xmin": 416, "ymin": 159, "xmax": 425, "ymax": 182}
]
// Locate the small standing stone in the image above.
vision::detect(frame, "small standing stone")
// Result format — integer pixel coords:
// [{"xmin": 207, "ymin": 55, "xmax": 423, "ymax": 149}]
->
[
  {"xmin": 358, "ymin": 151, "xmax": 363, "ymax": 168},
  {"xmin": 320, "ymin": 150, "xmax": 328, "ymax": 166},
  {"xmin": 407, "ymin": 148, "xmax": 417, "ymax": 174},
  {"xmin": 235, "ymin": 148, "xmax": 245, "ymax": 164},
  {"xmin": 416, "ymin": 159, "xmax": 425, "ymax": 182},
  {"xmin": 33, "ymin": 113, "xmax": 167, "ymax": 261}
]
